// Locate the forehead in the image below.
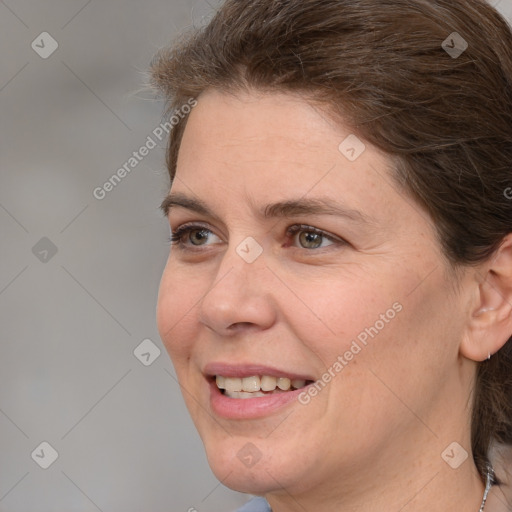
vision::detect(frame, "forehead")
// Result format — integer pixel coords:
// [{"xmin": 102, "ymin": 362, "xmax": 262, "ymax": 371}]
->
[
  {"xmin": 179, "ymin": 88, "xmax": 341, "ymax": 157},
  {"xmin": 172, "ymin": 89, "xmax": 420, "ymax": 231}
]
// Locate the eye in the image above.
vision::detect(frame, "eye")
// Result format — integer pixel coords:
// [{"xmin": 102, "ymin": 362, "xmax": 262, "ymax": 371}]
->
[
  {"xmin": 286, "ymin": 224, "xmax": 342, "ymax": 249},
  {"xmin": 168, "ymin": 222, "xmax": 346, "ymax": 252},
  {"xmin": 169, "ymin": 223, "xmax": 222, "ymax": 248}
]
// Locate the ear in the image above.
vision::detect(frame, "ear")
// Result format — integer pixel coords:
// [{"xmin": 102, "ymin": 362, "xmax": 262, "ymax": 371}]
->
[{"xmin": 460, "ymin": 234, "xmax": 512, "ymax": 362}]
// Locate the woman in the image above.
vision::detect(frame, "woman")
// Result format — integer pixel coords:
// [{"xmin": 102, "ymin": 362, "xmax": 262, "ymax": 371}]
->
[{"xmin": 151, "ymin": 0, "xmax": 512, "ymax": 510}]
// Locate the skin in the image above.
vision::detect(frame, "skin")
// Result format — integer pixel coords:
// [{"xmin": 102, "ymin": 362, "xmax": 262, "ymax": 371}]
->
[{"xmin": 156, "ymin": 89, "xmax": 512, "ymax": 512}]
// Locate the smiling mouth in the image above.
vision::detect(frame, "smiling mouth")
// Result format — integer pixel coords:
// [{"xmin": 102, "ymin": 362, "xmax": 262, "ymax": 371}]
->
[{"xmin": 214, "ymin": 375, "xmax": 313, "ymax": 399}]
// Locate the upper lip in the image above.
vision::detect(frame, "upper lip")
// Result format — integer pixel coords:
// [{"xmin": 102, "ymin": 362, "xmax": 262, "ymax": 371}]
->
[{"xmin": 203, "ymin": 362, "xmax": 315, "ymax": 381}]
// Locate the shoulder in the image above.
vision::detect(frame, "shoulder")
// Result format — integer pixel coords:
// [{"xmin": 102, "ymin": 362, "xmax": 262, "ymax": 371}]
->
[{"xmin": 233, "ymin": 496, "xmax": 271, "ymax": 512}]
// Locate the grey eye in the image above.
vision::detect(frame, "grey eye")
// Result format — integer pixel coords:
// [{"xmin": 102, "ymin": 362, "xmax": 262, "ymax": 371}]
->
[
  {"xmin": 298, "ymin": 231, "xmax": 324, "ymax": 249},
  {"xmin": 189, "ymin": 228, "xmax": 211, "ymax": 245}
]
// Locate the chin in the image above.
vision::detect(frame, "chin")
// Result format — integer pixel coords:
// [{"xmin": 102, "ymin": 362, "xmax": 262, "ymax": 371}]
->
[{"xmin": 203, "ymin": 437, "xmax": 310, "ymax": 496}]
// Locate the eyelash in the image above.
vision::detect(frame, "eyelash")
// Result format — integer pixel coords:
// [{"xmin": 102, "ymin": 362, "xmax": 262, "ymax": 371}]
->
[
  {"xmin": 168, "ymin": 222, "xmax": 211, "ymax": 246},
  {"xmin": 167, "ymin": 223, "xmax": 345, "ymax": 250}
]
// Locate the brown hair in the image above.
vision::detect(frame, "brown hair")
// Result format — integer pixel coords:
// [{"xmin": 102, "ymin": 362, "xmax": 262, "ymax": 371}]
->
[{"xmin": 150, "ymin": 0, "xmax": 512, "ymax": 484}]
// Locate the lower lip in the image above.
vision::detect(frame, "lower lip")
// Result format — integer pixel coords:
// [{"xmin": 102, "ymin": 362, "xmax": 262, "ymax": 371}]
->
[{"xmin": 209, "ymin": 380, "xmax": 307, "ymax": 419}]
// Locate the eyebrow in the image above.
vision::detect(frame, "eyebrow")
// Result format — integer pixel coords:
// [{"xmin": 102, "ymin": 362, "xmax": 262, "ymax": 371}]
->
[{"xmin": 160, "ymin": 192, "xmax": 376, "ymax": 226}]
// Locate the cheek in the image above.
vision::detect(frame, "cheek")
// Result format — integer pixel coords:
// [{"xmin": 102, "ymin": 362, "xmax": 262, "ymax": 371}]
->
[
  {"xmin": 277, "ymin": 266, "xmax": 402, "ymax": 354},
  {"xmin": 313, "ymin": 270, "xmax": 455, "ymax": 421},
  {"xmin": 156, "ymin": 260, "xmax": 205, "ymax": 360},
  {"xmin": 279, "ymin": 262, "xmax": 445, "ymax": 406}
]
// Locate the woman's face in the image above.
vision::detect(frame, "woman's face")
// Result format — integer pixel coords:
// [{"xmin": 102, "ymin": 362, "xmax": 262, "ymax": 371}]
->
[{"xmin": 157, "ymin": 89, "xmax": 474, "ymax": 499}]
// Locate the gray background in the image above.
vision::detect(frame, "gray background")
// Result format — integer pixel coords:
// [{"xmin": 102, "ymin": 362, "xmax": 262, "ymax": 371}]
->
[{"xmin": 1, "ymin": 1, "xmax": 511, "ymax": 511}]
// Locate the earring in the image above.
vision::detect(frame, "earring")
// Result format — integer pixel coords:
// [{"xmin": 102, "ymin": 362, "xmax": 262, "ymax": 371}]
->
[
  {"xmin": 487, "ymin": 352, "xmax": 491, "ymax": 360},
  {"xmin": 476, "ymin": 306, "xmax": 495, "ymax": 315}
]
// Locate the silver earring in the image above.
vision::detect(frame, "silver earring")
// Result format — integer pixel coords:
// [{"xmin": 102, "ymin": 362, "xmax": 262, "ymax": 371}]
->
[{"xmin": 487, "ymin": 352, "xmax": 491, "ymax": 360}]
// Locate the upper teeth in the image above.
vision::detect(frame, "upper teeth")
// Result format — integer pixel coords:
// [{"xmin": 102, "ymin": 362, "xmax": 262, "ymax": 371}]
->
[{"xmin": 216, "ymin": 375, "xmax": 306, "ymax": 392}]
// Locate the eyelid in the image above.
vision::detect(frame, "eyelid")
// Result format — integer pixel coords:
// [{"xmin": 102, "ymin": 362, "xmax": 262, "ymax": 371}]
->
[
  {"xmin": 169, "ymin": 221, "xmax": 223, "ymax": 247},
  {"xmin": 170, "ymin": 220, "xmax": 213, "ymax": 234},
  {"xmin": 285, "ymin": 224, "xmax": 346, "ymax": 245}
]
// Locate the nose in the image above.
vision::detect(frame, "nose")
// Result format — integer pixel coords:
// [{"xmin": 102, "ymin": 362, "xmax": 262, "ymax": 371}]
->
[{"xmin": 198, "ymin": 244, "xmax": 277, "ymax": 336}]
